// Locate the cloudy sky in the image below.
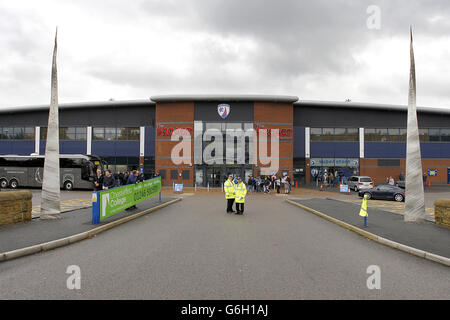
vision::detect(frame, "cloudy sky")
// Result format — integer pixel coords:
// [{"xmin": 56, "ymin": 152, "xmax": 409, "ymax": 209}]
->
[{"xmin": 1, "ymin": 0, "xmax": 450, "ymax": 109}]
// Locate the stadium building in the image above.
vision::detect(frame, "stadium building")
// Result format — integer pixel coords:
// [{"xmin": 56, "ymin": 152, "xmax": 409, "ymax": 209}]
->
[{"xmin": 0, "ymin": 94, "xmax": 449, "ymax": 187}]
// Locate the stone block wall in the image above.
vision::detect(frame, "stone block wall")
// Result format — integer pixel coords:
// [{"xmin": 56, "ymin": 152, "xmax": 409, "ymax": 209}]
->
[
  {"xmin": 0, "ymin": 190, "xmax": 32, "ymax": 225},
  {"xmin": 434, "ymin": 199, "xmax": 450, "ymax": 228}
]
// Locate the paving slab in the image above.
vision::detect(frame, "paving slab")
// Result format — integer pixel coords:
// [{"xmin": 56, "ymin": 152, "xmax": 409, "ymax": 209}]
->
[
  {"xmin": 0, "ymin": 196, "xmax": 173, "ymax": 253},
  {"xmin": 289, "ymin": 198, "xmax": 450, "ymax": 259}
]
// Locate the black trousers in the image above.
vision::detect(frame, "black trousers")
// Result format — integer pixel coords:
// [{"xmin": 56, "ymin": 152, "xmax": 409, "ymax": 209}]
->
[
  {"xmin": 227, "ymin": 199, "xmax": 235, "ymax": 212},
  {"xmin": 236, "ymin": 203, "xmax": 244, "ymax": 214}
]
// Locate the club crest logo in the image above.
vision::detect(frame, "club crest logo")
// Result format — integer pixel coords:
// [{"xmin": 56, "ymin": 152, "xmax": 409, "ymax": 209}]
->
[{"xmin": 217, "ymin": 104, "xmax": 230, "ymax": 119}]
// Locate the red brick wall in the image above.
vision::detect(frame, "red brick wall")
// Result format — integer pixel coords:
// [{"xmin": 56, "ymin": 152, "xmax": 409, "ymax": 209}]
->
[
  {"xmin": 360, "ymin": 158, "xmax": 450, "ymax": 184},
  {"xmin": 254, "ymin": 102, "xmax": 293, "ymax": 180},
  {"xmin": 155, "ymin": 102, "xmax": 194, "ymax": 186}
]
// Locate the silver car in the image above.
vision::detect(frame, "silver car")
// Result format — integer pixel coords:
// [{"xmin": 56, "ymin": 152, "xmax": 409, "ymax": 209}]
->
[{"xmin": 347, "ymin": 176, "xmax": 374, "ymax": 192}]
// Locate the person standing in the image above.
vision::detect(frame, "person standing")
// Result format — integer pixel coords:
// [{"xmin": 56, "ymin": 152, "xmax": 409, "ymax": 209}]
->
[
  {"xmin": 264, "ymin": 177, "xmax": 271, "ymax": 194},
  {"xmin": 276, "ymin": 176, "xmax": 281, "ymax": 193},
  {"xmin": 102, "ymin": 170, "xmax": 116, "ymax": 190},
  {"xmin": 93, "ymin": 168, "xmax": 103, "ymax": 191},
  {"xmin": 224, "ymin": 174, "xmax": 236, "ymax": 214},
  {"xmin": 388, "ymin": 176, "xmax": 395, "ymax": 186},
  {"xmin": 286, "ymin": 175, "xmax": 291, "ymax": 194},
  {"xmin": 423, "ymin": 173, "xmax": 427, "ymax": 187},
  {"xmin": 329, "ymin": 172, "xmax": 334, "ymax": 187},
  {"xmin": 234, "ymin": 177, "xmax": 247, "ymax": 215},
  {"xmin": 399, "ymin": 172, "xmax": 404, "ymax": 181},
  {"xmin": 125, "ymin": 170, "xmax": 140, "ymax": 210},
  {"xmin": 247, "ymin": 175, "xmax": 253, "ymax": 193}
]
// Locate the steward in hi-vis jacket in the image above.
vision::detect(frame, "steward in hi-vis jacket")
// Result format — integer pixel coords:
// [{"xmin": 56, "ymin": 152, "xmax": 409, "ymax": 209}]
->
[
  {"xmin": 224, "ymin": 175, "xmax": 236, "ymax": 213},
  {"xmin": 234, "ymin": 177, "xmax": 247, "ymax": 215}
]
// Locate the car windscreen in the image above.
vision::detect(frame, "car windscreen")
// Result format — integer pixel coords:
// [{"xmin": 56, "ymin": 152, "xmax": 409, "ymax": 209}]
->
[{"xmin": 360, "ymin": 177, "xmax": 372, "ymax": 182}]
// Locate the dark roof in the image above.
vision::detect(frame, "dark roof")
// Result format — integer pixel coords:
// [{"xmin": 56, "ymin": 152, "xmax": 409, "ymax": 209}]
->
[
  {"xmin": 0, "ymin": 99, "xmax": 154, "ymax": 114},
  {"xmin": 150, "ymin": 94, "xmax": 299, "ymax": 103},
  {"xmin": 295, "ymin": 100, "xmax": 450, "ymax": 115},
  {"xmin": 0, "ymin": 96, "xmax": 449, "ymax": 115}
]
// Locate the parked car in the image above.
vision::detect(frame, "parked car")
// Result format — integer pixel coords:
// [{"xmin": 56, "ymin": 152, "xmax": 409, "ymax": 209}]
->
[
  {"xmin": 347, "ymin": 176, "xmax": 374, "ymax": 192},
  {"xmin": 396, "ymin": 180, "xmax": 405, "ymax": 189},
  {"xmin": 359, "ymin": 184, "xmax": 405, "ymax": 202}
]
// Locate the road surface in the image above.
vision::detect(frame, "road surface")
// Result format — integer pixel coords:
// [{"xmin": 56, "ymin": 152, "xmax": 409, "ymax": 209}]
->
[{"xmin": 0, "ymin": 193, "xmax": 448, "ymax": 299}]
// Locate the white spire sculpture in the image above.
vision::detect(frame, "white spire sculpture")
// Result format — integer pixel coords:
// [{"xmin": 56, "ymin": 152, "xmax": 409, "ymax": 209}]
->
[
  {"xmin": 40, "ymin": 29, "xmax": 61, "ymax": 219},
  {"xmin": 404, "ymin": 27, "xmax": 426, "ymax": 222}
]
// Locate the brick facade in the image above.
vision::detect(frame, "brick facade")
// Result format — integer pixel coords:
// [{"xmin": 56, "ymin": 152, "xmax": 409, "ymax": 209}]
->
[
  {"xmin": 254, "ymin": 102, "xmax": 293, "ymax": 181},
  {"xmin": 155, "ymin": 102, "xmax": 194, "ymax": 186},
  {"xmin": 360, "ymin": 158, "xmax": 450, "ymax": 184}
]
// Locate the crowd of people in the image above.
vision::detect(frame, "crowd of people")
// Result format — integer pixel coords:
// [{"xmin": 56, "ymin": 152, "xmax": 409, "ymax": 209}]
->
[
  {"xmin": 92, "ymin": 168, "xmax": 161, "ymax": 211},
  {"xmin": 92, "ymin": 168, "xmax": 148, "ymax": 192},
  {"xmin": 246, "ymin": 174, "xmax": 291, "ymax": 194},
  {"xmin": 313, "ymin": 171, "xmax": 345, "ymax": 187}
]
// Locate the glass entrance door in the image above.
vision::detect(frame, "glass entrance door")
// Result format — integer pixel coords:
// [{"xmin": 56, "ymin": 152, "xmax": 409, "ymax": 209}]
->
[
  {"xmin": 205, "ymin": 167, "xmax": 222, "ymax": 188},
  {"xmin": 198, "ymin": 165, "xmax": 254, "ymax": 187}
]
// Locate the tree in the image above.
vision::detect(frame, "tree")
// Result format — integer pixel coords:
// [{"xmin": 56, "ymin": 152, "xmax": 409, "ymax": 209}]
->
[{"xmin": 40, "ymin": 29, "xmax": 61, "ymax": 220}]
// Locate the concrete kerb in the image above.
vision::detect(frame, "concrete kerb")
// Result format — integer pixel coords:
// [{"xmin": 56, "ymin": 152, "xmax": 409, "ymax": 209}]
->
[
  {"xmin": 0, "ymin": 198, "xmax": 182, "ymax": 263},
  {"xmin": 285, "ymin": 199, "xmax": 450, "ymax": 267}
]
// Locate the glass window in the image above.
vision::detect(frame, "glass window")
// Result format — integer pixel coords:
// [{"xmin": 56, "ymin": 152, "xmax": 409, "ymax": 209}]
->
[
  {"xmin": 76, "ymin": 127, "xmax": 86, "ymax": 141},
  {"xmin": 40, "ymin": 127, "xmax": 47, "ymax": 140},
  {"xmin": 429, "ymin": 129, "xmax": 440, "ymax": 142},
  {"xmin": 104, "ymin": 127, "xmax": 116, "ymax": 141},
  {"xmin": 3, "ymin": 128, "xmax": 13, "ymax": 139},
  {"xmin": 129, "ymin": 127, "xmax": 140, "ymax": 140},
  {"xmin": 441, "ymin": 129, "xmax": 450, "ymax": 142},
  {"xmin": 365, "ymin": 128, "xmax": 389, "ymax": 142},
  {"xmin": 13, "ymin": 127, "xmax": 24, "ymax": 139},
  {"xmin": 24, "ymin": 127, "xmax": 35, "ymax": 140},
  {"xmin": 419, "ymin": 128, "xmax": 429, "ymax": 142},
  {"xmin": 93, "ymin": 127, "xmax": 104, "ymax": 140},
  {"xmin": 364, "ymin": 128, "xmax": 376, "ymax": 142},
  {"xmin": 116, "ymin": 127, "xmax": 139, "ymax": 141},
  {"xmin": 344, "ymin": 128, "xmax": 358, "ymax": 141},
  {"xmin": 376, "ymin": 128, "xmax": 388, "ymax": 142},
  {"xmin": 310, "ymin": 128, "xmax": 322, "ymax": 141},
  {"xmin": 388, "ymin": 128, "xmax": 400, "ymax": 142},
  {"xmin": 333, "ymin": 128, "xmax": 346, "ymax": 141},
  {"xmin": 322, "ymin": 128, "xmax": 334, "ymax": 141},
  {"xmin": 399, "ymin": 129, "xmax": 407, "ymax": 142},
  {"xmin": 117, "ymin": 127, "xmax": 127, "ymax": 140},
  {"xmin": 60, "ymin": 127, "xmax": 70, "ymax": 140}
]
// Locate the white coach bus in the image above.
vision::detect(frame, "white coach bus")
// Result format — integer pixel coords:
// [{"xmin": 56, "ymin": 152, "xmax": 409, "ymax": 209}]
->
[{"xmin": 0, "ymin": 154, "xmax": 105, "ymax": 190}]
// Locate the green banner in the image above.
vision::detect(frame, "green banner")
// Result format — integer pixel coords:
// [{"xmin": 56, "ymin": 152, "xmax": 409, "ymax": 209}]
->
[{"xmin": 99, "ymin": 177, "xmax": 161, "ymax": 221}]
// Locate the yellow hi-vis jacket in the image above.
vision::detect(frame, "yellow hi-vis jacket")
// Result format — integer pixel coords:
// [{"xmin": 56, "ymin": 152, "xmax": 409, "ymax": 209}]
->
[
  {"xmin": 359, "ymin": 194, "xmax": 368, "ymax": 217},
  {"xmin": 224, "ymin": 179, "xmax": 236, "ymax": 199},
  {"xmin": 235, "ymin": 182, "xmax": 247, "ymax": 203}
]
